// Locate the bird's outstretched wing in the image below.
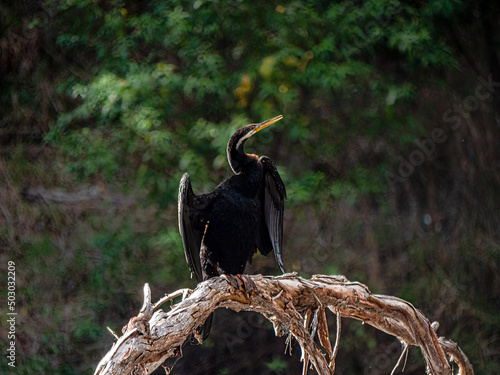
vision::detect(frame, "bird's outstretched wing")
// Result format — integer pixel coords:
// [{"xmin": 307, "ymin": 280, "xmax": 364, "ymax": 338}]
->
[
  {"xmin": 178, "ymin": 173, "xmax": 204, "ymax": 282},
  {"xmin": 260, "ymin": 156, "xmax": 287, "ymax": 273}
]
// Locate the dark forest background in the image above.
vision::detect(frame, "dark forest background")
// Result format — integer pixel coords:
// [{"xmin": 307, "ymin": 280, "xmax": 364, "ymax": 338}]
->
[{"xmin": 1, "ymin": 0, "xmax": 499, "ymax": 374}]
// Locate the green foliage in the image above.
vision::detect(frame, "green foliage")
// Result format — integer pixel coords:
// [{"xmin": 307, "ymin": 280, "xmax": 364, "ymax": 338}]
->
[
  {"xmin": 265, "ymin": 356, "xmax": 288, "ymax": 373},
  {"xmin": 45, "ymin": 0, "xmax": 462, "ymax": 207},
  {"xmin": 285, "ymin": 171, "xmax": 328, "ymax": 205}
]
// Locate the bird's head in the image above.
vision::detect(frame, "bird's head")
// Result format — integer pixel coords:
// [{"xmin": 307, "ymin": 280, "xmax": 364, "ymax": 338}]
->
[{"xmin": 227, "ymin": 115, "xmax": 283, "ymax": 174}]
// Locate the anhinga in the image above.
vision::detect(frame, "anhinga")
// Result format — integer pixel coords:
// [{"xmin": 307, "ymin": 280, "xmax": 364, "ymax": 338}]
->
[{"xmin": 178, "ymin": 115, "xmax": 287, "ymax": 340}]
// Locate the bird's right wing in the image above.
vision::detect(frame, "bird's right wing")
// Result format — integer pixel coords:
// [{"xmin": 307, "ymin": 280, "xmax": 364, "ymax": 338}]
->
[
  {"xmin": 178, "ymin": 173, "xmax": 204, "ymax": 282},
  {"xmin": 260, "ymin": 157, "xmax": 287, "ymax": 274}
]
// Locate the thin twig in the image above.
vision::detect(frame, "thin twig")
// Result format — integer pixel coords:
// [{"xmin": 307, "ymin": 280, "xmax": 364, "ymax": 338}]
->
[
  {"xmin": 153, "ymin": 289, "xmax": 190, "ymax": 311},
  {"xmin": 330, "ymin": 311, "xmax": 341, "ymax": 373},
  {"xmin": 106, "ymin": 327, "xmax": 120, "ymax": 340},
  {"xmin": 390, "ymin": 343, "xmax": 409, "ymax": 375}
]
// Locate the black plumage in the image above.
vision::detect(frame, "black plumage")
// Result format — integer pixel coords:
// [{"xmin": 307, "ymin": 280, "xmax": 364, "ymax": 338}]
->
[{"xmin": 178, "ymin": 115, "xmax": 287, "ymax": 340}]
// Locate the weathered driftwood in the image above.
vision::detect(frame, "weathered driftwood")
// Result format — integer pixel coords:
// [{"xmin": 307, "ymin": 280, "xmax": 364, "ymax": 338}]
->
[{"xmin": 94, "ymin": 274, "xmax": 474, "ymax": 375}]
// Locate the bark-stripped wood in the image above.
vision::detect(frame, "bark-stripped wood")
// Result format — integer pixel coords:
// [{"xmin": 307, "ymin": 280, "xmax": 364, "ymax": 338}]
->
[{"xmin": 94, "ymin": 274, "xmax": 473, "ymax": 375}]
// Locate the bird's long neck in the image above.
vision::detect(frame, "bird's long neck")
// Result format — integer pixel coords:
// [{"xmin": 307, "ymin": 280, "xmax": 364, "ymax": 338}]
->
[{"xmin": 227, "ymin": 126, "xmax": 255, "ymax": 174}]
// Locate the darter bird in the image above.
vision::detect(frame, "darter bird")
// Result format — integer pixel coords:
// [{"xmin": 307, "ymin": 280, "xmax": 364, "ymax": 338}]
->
[{"xmin": 178, "ymin": 115, "xmax": 287, "ymax": 341}]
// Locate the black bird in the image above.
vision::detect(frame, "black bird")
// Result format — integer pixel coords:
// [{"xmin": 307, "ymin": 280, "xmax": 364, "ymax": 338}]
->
[{"xmin": 178, "ymin": 115, "xmax": 287, "ymax": 340}]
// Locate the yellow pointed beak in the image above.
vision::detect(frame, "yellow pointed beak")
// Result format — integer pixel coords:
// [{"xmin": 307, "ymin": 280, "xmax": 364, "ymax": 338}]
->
[{"xmin": 253, "ymin": 115, "xmax": 283, "ymax": 134}]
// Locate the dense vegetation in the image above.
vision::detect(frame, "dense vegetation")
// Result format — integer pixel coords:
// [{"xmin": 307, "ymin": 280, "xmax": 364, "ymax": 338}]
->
[{"xmin": 1, "ymin": 0, "xmax": 499, "ymax": 374}]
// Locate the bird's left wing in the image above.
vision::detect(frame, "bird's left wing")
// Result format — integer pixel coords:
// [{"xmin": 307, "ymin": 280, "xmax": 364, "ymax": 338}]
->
[
  {"xmin": 178, "ymin": 173, "xmax": 204, "ymax": 282},
  {"xmin": 260, "ymin": 156, "xmax": 287, "ymax": 273}
]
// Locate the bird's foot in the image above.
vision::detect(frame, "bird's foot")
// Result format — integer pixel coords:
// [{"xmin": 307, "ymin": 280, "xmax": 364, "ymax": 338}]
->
[
  {"xmin": 221, "ymin": 274, "xmax": 257, "ymax": 298},
  {"xmin": 239, "ymin": 274, "xmax": 258, "ymax": 294}
]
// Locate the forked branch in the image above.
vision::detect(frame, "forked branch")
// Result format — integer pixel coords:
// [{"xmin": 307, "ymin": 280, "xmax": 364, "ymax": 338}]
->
[{"xmin": 94, "ymin": 274, "xmax": 474, "ymax": 375}]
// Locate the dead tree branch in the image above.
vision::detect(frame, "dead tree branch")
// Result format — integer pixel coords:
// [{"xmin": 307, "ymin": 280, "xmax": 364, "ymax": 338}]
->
[{"xmin": 94, "ymin": 274, "xmax": 474, "ymax": 375}]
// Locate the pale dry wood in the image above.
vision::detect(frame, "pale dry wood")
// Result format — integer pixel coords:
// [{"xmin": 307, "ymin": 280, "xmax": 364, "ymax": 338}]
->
[
  {"xmin": 94, "ymin": 274, "xmax": 474, "ymax": 375},
  {"xmin": 438, "ymin": 337, "xmax": 475, "ymax": 375}
]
